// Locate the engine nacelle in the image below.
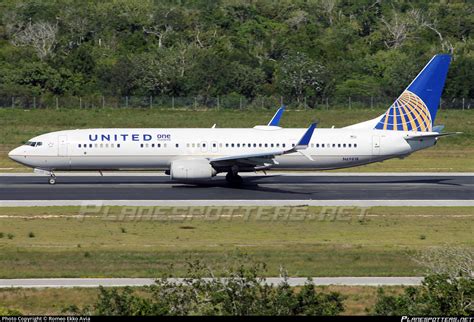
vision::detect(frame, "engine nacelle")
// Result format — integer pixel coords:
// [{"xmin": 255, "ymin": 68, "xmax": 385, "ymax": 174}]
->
[{"xmin": 170, "ymin": 159, "xmax": 216, "ymax": 181}]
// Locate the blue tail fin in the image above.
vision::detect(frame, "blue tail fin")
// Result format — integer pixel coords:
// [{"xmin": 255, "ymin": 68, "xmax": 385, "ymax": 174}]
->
[{"xmin": 375, "ymin": 54, "xmax": 451, "ymax": 132}]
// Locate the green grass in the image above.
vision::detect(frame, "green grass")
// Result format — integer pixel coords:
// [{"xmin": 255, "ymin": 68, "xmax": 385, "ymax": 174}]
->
[
  {"xmin": 0, "ymin": 108, "xmax": 473, "ymax": 172},
  {"xmin": 0, "ymin": 206, "xmax": 471, "ymax": 278}
]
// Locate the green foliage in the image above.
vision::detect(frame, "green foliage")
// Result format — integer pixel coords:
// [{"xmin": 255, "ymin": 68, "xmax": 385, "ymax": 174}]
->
[
  {"xmin": 72, "ymin": 260, "xmax": 345, "ymax": 316},
  {"xmin": 0, "ymin": 307, "xmax": 22, "ymax": 316},
  {"xmin": 0, "ymin": 0, "xmax": 471, "ymax": 101},
  {"xmin": 372, "ymin": 274, "xmax": 474, "ymax": 316}
]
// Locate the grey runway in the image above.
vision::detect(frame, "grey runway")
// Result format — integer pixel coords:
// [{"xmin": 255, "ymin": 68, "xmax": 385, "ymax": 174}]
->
[
  {"xmin": 0, "ymin": 174, "xmax": 472, "ymax": 204},
  {"xmin": 0, "ymin": 277, "xmax": 423, "ymax": 288}
]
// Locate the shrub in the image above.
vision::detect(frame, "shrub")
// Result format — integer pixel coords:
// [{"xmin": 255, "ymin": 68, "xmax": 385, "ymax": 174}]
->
[
  {"xmin": 70, "ymin": 260, "xmax": 345, "ymax": 316},
  {"xmin": 372, "ymin": 274, "xmax": 473, "ymax": 316}
]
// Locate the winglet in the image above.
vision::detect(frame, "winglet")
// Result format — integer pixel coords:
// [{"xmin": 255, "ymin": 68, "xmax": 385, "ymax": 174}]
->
[
  {"xmin": 267, "ymin": 106, "xmax": 285, "ymax": 126},
  {"xmin": 294, "ymin": 122, "xmax": 317, "ymax": 150}
]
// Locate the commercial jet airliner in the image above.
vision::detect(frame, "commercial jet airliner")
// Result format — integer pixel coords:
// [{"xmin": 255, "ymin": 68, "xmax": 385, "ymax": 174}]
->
[{"xmin": 9, "ymin": 54, "xmax": 458, "ymax": 185}]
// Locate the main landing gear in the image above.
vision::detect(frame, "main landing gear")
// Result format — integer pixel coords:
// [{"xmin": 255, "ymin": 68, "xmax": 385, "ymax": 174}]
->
[{"xmin": 225, "ymin": 172, "xmax": 243, "ymax": 185}]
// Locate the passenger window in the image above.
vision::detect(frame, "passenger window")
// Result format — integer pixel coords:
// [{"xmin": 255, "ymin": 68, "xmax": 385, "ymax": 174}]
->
[
  {"xmin": 253, "ymin": 143, "xmax": 256, "ymax": 147},
  {"xmin": 316, "ymin": 144, "xmax": 319, "ymax": 148},
  {"xmin": 226, "ymin": 143, "xmax": 229, "ymax": 147},
  {"xmin": 117, "ymin": 144, "xmax": 121, "ymax": 148},
  {"xmin": 343, "ymin": 144, "xmax": 346, "ymax": 148},
  {"xmin": 89, "ymin": 144, "xmax": 92, "ymax": 148},
  {"xmin": 259, "ymin": 143, "xmax": 262, "ymax": 147},
  {"xmin": 348, "ymin": 144, "xmax": 351, "ymax": 148},
  {"xmin": 176, "ymin": 144, "xmax": 179, "ymax": 148},
  {"xmin": 332, "ymin": 144, "xmax": 336, "ymax": 148},
  {"xmin": 265, "ymin": 144, "xmax": 268, "ymax": 148},
  {"xmin": 338, "ymin": 144, "xmax": 341, "ymax": 148},
  {"xmin": 237, "ymin": 143, "xmax": 240, "ymax": 147},
  {"xmin": 157, "ymin": 143, "xmax": 161, "ymax": 148},
  {"xmin": 140, "ymin": 144, "xmax": 143, "ymax": 148},
  {"xmin": 213, "ymin": 143, "xmax": 216, "ymax": 148},
  {"xmin": 231, "ymin": 143, "xmax": 234, "ymax": 147},
  {"xmin": 78, "ymin": 144, "xmax": 81, "ymax": 148},
  {"xmin": 322, "ymin": 144, "xmax": 325, "ymax": 148},
  {"xmin": 354, "ymin": 144, "xmax": 357, "ymax": 148},
  {"xmin": 282, "ymin": 143, "xmax": 286, "ymax": 148}
]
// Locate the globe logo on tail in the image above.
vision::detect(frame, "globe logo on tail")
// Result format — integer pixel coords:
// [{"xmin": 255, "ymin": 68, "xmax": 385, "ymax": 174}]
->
[{"xmin": 375, "ymin": 91, "xmax": 432, "ymax": 132}]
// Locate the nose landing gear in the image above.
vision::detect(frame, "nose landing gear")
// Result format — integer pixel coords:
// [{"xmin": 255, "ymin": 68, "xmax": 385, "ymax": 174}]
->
[{"xmin": 48, "ymin": 173, "xmax": 56, "ymax": 185}]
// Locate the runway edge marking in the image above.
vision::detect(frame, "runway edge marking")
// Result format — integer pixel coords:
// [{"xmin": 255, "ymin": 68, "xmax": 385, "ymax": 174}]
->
[{"xmin": 0, "ymin": 200, "xmax": 473, "ymax": 207}]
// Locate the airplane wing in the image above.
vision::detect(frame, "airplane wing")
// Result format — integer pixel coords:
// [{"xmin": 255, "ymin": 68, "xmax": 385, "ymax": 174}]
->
[
  {"xmin": 267, "ymin": 106, "xmax": 285, "ymax": 126},
  {"xmin": 209, "ymin": 122, "xmax": 317, "ymax": 168}
]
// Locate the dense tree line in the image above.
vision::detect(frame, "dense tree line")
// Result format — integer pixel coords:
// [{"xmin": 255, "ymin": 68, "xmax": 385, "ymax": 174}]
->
[{"xmin": 0, "ymin": 0, "xmax": 472, "ymax": 106}]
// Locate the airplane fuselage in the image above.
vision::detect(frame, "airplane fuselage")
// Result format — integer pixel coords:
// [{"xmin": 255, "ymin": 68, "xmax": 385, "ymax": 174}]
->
[{"xmin": 8, "ymin": 126, "xmax": 436, "ymax": 172}]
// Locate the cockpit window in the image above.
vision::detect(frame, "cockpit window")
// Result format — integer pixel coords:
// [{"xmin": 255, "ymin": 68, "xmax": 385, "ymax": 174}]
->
[{"xmin": 25, "ymin": 141, "xmax": 42, "ymax": 147}]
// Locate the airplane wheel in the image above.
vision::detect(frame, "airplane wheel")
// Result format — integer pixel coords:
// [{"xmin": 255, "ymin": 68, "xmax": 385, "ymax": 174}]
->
[{"xmin": 48, "ymin": 177, "xmax": 56, "ymax": 185}]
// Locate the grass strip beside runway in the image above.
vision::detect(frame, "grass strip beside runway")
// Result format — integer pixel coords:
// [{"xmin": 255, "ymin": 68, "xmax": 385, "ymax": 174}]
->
[{"xmin": 0, "ymin": 206, "xmax": 471, "ymax": 278}]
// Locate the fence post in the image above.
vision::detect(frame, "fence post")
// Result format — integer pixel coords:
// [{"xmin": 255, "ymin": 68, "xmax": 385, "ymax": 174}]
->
[
  {"xmin": 349, "ymin": 96, "xmax": 351, "ymax": 109},
  {"xmin": 56, "ymin": 96, "xmax": 59, "ymax": 109},
  {"xmin": 11, "ymin": 97, "xmax": 14, "ymax": 108},
  {"xmin": 261, "ymin": 97, "xmax": 264, "ymax": 109},
  {"xmin": 33, "ymin": 96, "xmax": 36, "ymax": 109},
  {"xmin": 217, "ymin": 96, "xmax": 220, "ymax": 110},
  {"xmin": 79, "ymin": 97, "xmax": 82, "ymax": 109},
  {"xmin": 172, "ymin": 96, "xmax": 175, "ymax": 109},
  {"xmin": 326, "ymin": 97, "xmax": 329, "ymax": 110},
  {"xmin": 280, "ymin": 96, "xmax": 283, "ymax": 106},
  {"xmin": 239, "ymin": 96, "xmax": 242, "ymax": 109},
  {"xmin": 102, "ymin": 96, "xmax": 105, "ymax": 109},
  {"xmin": 462, "ymin": 98, "xmax": 465, "ymax": 110},
  {"xmin": 439, "ymin": 98, "xmax": 442, "ymax": 110},
  {"xmin": 150, "ymin": 96, "xmax": 153, "ymax": 109},
  {"xmin": 126, "ymin": 96, "xmax": 129, "ymax": 108},
  {"xmin": 370, "ymin": 96, "xmax": 373, "ymax": 109}
]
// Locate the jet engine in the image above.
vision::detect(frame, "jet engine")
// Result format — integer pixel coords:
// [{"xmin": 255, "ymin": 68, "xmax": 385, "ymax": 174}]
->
[{"xmin": 170, "ymin": 159, "xmax": 217, "ymax": 181}]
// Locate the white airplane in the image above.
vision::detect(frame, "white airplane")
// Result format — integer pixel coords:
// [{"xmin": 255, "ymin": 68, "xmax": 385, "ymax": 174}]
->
[{"xmin": 9, "ymin": 54, "xmax": 458, "ymax": 185}]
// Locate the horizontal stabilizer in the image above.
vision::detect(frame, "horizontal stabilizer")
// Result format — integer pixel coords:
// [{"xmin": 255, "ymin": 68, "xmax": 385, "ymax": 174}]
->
[{"xmin": 404, "ymin": 132, "xmax": 461, "ymax": 141}]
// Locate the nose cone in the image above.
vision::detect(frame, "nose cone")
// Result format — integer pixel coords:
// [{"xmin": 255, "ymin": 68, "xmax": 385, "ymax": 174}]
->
[{"xmin": 8, "ymin": 147, "xmax": 22, "ymax": 163}]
